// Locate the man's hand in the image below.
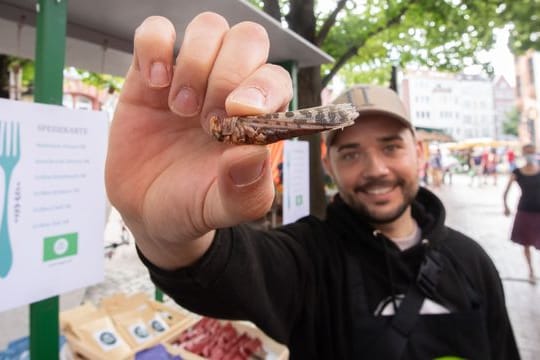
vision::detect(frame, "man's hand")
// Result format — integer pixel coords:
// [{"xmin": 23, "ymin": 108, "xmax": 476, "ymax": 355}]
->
[{"xmin": 105, "ymin": 13, "xmax": 292, "ymax": 269}]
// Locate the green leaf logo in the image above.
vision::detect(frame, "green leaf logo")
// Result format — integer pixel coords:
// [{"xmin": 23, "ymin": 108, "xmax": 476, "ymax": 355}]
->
[{"xmin": 43, "ymin": 232, "xmax": 78, "ymax": 261}]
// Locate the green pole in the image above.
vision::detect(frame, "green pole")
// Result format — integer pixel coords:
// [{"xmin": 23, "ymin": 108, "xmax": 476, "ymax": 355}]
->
[
  {"xmin": 155, "ymin": 287, "xmax": 164, "ymax": 302},
  {"xmin": 34, "ymin": 0, "xmax": 67, "ymax": 104},
  {"xmin": 30, "ymin": 0, "xmax": 67, "ymax": 359},
  {"xmin": 278, "ymin": 61, "xmax": 298, "ymax": 110}
]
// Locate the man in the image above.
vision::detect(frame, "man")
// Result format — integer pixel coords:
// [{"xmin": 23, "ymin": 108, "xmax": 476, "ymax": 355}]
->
[{"xmin": 105, "ymin": 13, "xmax": 520, "ymax": 359}]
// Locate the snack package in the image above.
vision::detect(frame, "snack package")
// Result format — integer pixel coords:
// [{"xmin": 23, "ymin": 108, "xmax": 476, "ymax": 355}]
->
[
  {"xmin": 60, "ymin": 303, "xmax": 107, "ymax": 337},
  {"xmin": 148, "ymin": 300, "xmax": 189, "ymax": 327},
  {"xmin": 113, "ymin": 310, "xmax": 155, "ymax": 349},
  {"xmin": 99, "ymin": 293, "xmax": 129, "ymax": 314},
  {"xmin": 140, "ymin": 306, "xmax": 171, "ymax": 336},
  {"xmin": 102, "ymin": 292, "xmax": 151, "ymax": 315},
  {"xmin": 75, "ymin": 315, "xmax": 132, "ymax": 359},
  {"xmin": 125, "ymin": 293, "xmax": 153, "ymax": 311}
]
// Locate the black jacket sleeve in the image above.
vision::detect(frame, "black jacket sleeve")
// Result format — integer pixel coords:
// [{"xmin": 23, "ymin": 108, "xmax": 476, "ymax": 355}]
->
[{"xmin": 137, "ymin": 222, "xmax": 316, "ymax": 345}]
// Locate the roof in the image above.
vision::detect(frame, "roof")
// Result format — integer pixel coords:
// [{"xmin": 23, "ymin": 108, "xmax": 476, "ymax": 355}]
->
[
  {"xmin": 414, "ymin": 126, "xmax": 454, "ymax": 143},
  {"xmin": 0, "ymin": 0, "xmax": 332, "ymax": 76}
]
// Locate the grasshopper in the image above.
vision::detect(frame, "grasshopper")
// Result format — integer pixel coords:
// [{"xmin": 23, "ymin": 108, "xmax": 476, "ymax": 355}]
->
[{"xmin": 210, "ymin": 103, "xmax": 358, "ymax": 145}]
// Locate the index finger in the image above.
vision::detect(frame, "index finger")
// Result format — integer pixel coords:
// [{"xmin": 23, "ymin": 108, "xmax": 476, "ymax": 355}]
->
[
  {"xmin": 200, "ymin": 22, "xmax": 274, "ymax": 129},
  {"xmin": 120, "ymin": 16, "xmax": 176, "ymax": 110},
  {"xmin": 168, "ymin": 12, "xmax": 230, "ymax": 118}
]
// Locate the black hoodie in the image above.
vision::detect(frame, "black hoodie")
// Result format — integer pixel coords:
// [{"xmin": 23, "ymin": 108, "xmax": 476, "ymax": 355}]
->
[{"xmin": 139, "ymin": 187, "xmax": 520, "ymax": 359}]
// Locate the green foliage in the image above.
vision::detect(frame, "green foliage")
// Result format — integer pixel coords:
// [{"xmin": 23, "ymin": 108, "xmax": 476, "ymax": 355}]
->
[
  {"xmin": 321, "ymin": 0, "xmax": 501, "ymax": 86},
  {"xmin": 250, "ymin": 0, "xmax": 540, "ymax": 87},
  {"xmin": 499, "ymin": 0, "xmax": 540, "ymax": 53},
  {"xmin": 7, "ymin": 56, "xmax": 35, "ymax": 89},
  {"xmin": 503, "ymin": 107, "xmax": 520, "ymax": 136},
  {"xmin": 0, "ymin": 55, "xmax": 123, "ymax": 97},
  {"xmin": 75, "ymin": 69, "xmax": 124, "ymax": 93}
]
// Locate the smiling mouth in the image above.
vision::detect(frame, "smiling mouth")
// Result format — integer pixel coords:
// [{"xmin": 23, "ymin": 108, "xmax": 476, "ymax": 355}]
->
[
  {"xmin": 364, "ymin": 186, "xmax": 395, "ymax": 195},
  {"xmin": 356, "ymin": 183, "xmax": 397, "ymax": 196}
]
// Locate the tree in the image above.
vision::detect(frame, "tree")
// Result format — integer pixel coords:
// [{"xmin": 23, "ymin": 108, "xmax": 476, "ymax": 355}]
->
[
  {"xmin": 75, "ymin": 69, "xmax": 124, "ymax": 95},
  {"xmin": 0, "ymin": 55, "xmax": 34, "ymax": 99},
  {"xmin": 0, "ymin": 54, "xmax": 122, "ymax": 101},
  {"xmin": 503, "ymin": 107, "xmax": 520, "ymax": 136},
  {"xmin": 499, "ymin": 0, "xmax": 540, "ymax": 53},
  {"xmin": 250, "ymin": 0, "xmax": 510, "ymax": 217}
]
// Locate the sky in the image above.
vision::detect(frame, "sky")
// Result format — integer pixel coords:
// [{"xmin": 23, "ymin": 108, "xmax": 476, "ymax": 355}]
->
[{"xmin": 475, "ymin": 26, "xmax": 516, "ymax": 86}]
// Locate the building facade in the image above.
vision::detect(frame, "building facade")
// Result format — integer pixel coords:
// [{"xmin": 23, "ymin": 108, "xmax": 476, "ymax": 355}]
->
[
  {"xmin": 515, "ymin": 50, "xmax": 540, "ymax": 146},
  {"xmin": 401, "ymin": 70, "xmax": 496, "ymax": 141},
  {"xmin": 493, "ymin": 76, "xmax": 516, "ymax": 140}
]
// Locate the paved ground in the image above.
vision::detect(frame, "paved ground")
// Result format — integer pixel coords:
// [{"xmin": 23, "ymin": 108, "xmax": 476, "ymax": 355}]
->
[
  {"xmin": 1, "ymin": 173, "xmax": 539, "ymax": 358},
  {"xmin": 432, "ymin": 173, "xmax": 540, "ymax": 360}
]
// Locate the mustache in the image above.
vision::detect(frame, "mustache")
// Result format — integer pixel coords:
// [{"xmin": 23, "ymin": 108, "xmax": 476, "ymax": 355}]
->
[{"xmin": 354, "ymin": 178, "xmax": 404, "ymax": 193}]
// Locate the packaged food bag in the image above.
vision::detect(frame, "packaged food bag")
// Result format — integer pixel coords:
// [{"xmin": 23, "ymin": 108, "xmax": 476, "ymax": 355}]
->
[
  {"xmin": 74, "ymin": 315, "xmax": 132, "ymax": 359},
  {"xmin": 113, "ymin": 310, "xmax": 155, "ymax": 348}
]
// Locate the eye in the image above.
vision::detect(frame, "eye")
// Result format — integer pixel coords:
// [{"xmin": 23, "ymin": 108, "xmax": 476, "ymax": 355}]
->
[
  {"xmin": 383, "ymin": 144, "xmax": 399, "ymax": 153},
  {"xmin": 339, "ymin": 151, "xmax": 360, "ymax": 162}
]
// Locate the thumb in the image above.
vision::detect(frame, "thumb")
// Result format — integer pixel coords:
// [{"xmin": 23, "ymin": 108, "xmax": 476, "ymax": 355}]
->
[{"xmin": 206, "ymin": 146, "xmax": 274, "ymax": 228}]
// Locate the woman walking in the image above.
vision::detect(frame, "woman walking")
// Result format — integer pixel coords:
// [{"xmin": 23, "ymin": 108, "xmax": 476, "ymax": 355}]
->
[{"xmin": 503, "ymin": 144, "xmax": 540, "ymax": 284}]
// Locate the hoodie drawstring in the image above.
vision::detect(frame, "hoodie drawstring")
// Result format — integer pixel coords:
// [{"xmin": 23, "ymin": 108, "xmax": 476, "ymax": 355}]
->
[{"xmin": 375, "ymin": 230, "xmax": 399, "ymax": 313}]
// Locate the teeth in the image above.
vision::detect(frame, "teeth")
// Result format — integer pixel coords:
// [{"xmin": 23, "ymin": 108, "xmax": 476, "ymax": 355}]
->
[{"xmin": 365, "ymin": 187, "xmax": 393, "ymax": 195}]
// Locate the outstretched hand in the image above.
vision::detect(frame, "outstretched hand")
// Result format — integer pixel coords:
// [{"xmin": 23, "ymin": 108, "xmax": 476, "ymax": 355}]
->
[{"xmin": 105, "ymin": 13, "xmax": 292, "ymax": 269}]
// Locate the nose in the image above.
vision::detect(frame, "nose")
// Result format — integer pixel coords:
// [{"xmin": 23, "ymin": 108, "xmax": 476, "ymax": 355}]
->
[{"xmin": 362, "ymin": 152, "xmax": 390, "ymax": 179}]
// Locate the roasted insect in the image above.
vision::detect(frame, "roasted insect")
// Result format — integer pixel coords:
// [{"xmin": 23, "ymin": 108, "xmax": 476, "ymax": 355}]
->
[{"xmin": 210, "ymin": 103, "xmax": 358, "ymax": 145}]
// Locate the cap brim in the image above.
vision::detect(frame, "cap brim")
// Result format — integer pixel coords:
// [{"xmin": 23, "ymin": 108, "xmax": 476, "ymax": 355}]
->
[{"xmin": 325, "ymin": 109, "xmax": 413, "ymax": 147}]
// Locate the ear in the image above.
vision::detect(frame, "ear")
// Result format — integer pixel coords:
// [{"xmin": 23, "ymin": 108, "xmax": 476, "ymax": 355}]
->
[
  {"xmin": 322, "ymin": 152, "xmax": 335, "ymax": 182},
  {"xmin": 415, "ymin": 139, "xmax": 425, "ymax": 167}
]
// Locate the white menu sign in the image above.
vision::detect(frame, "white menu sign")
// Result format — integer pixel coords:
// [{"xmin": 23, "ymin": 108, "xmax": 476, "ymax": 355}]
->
[
  {"xmin": 282, "ymin": 140, "xmax": 310, "ymax": 224},
  {"xmin": 0, "ymin": 99, "xmax": 108, "ymax": 312}
]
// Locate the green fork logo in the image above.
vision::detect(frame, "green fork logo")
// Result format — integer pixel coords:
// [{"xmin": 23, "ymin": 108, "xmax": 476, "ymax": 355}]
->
[{"xmin": 0, "ymin": 122, "xmax": 21, "ymax": 278}]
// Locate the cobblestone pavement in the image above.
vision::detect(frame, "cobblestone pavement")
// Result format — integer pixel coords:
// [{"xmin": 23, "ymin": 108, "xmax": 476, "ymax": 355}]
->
[
  {"xmin": 431, "ymin": 173, "xmax": 540, "ymax": 360},
  {"xmin": 1, "ymin": 173, "xmax": 539, "ymax": 359}
]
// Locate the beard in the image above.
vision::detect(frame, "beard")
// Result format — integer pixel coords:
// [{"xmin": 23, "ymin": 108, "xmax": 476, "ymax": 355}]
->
[{"xmin": 342, "ymin": 178, "xmax": 419, "ymax": 225}]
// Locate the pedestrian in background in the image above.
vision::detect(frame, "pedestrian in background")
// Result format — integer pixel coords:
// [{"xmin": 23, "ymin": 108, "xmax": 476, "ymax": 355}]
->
[
  {"xmin": 506, "ymin": 147, "xmax": 516, "ymax": 172},
  {"xmin": 469, "ymin": 148, "xmax": 484, "ymax": 187},
  {"xmin": 429, "ymin": 148, "xmax": 443, "ymax": 187},
  {"xmin": 485, "ymin": 147, "xmax": 499, "ymax": 186},
  {"xmin": 503, "ymin": 143, "xmax": 540, "ymax": 284}
]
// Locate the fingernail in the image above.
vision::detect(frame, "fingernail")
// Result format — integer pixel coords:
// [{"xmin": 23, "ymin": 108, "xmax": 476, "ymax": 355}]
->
[
  {"xmin": 172, "ymin": 86, "xmax": 199, "ymax": 116},
  {"xmin": 149, "ymin": 62, "xmax": 169, "ymax": 87},
  {"xmin": 229, "ymin": 87, "xmax": 266, "ymax": 109},
  {"xmin": 229, "ymin": 156, "xmax": 266, "ymax": 187}
]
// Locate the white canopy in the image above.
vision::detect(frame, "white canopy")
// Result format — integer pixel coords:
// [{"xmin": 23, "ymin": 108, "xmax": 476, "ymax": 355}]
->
[{"xmin": 0, "ymin": 0, "xmax": 332, "ymax": 76}]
